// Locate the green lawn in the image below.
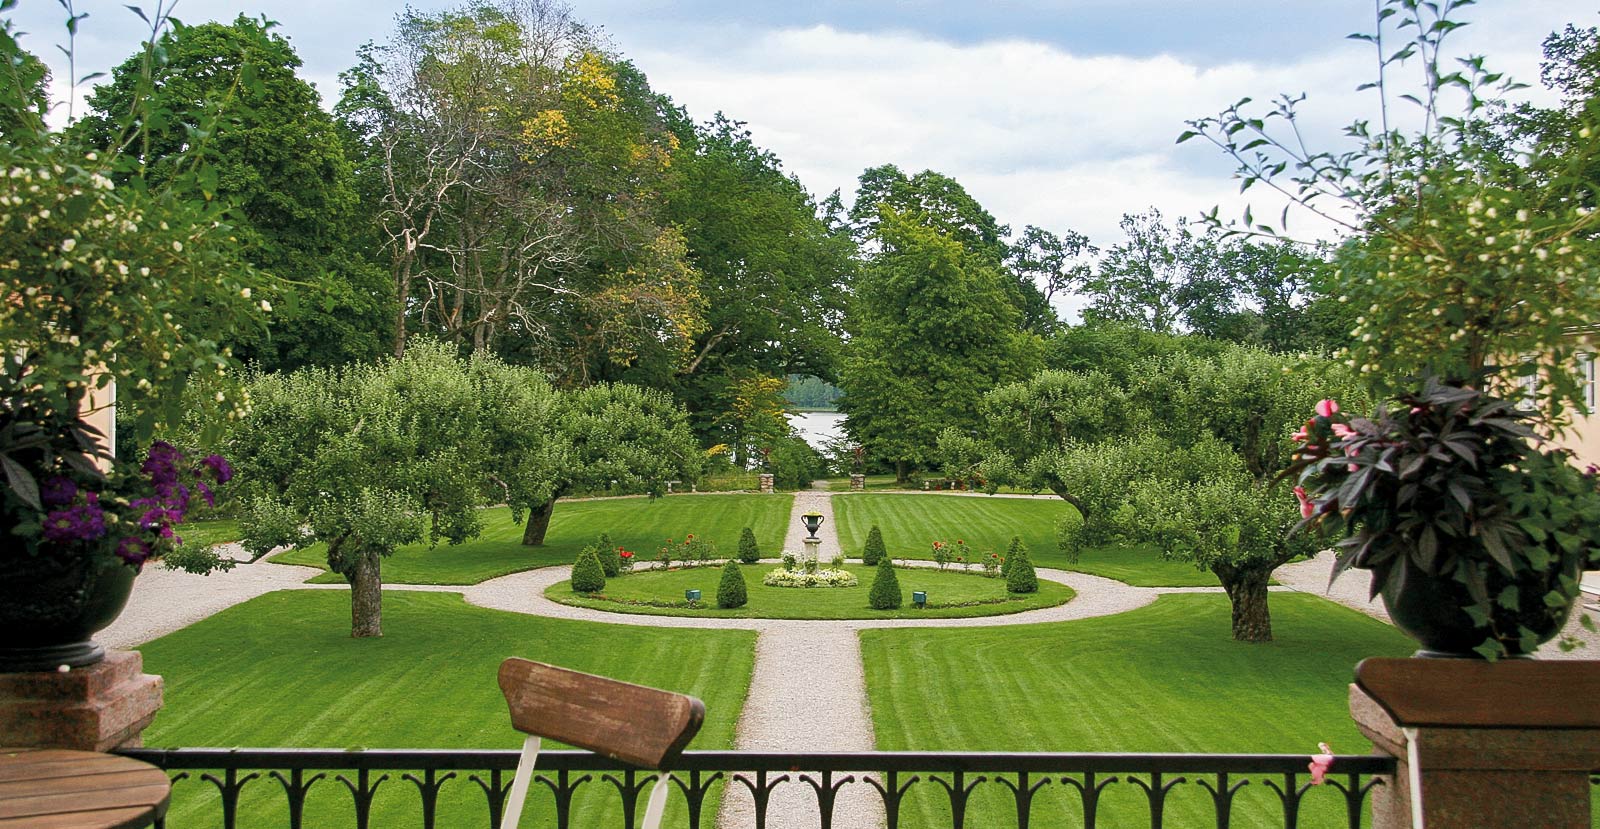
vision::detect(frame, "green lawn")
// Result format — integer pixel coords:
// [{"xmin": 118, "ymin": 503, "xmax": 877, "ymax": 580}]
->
[
  {"xmin": 859, "ymin": 593, "xmax": 1415, "ymax": 828},
  {"xmin": 141, "ymin": 590, "xmax": 755, "ymax": 829},
  {"xmin": 173, "ymin": 518, "xmax": 241, "ymax": 550},
  {"xmin": 546, "ymin": 563, "xmax": 1074, "ymax": 619},
  {"xmin": 833, "ymin": 493, "xmax": 1219, "ymax": 587},
  {"xmin": 273, "ymin": 494, "xmax": 792, "ymax": 584}
]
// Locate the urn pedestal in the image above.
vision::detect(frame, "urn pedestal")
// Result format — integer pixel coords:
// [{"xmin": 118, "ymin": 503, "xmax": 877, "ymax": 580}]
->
[
  {"xmin": 0, "ymin": 650, "xmax": 163, "ymax": 751},
  {"xmin": 1350, "ymin": 657, "xmax": 1600, "ymax": 829}
]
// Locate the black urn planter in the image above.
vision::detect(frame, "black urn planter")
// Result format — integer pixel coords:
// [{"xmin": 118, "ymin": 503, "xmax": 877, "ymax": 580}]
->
[
  {"xmin": 1380, "ymin": 555, "xmax": 1575, "ymax": 659},
  {"xmin": 0, "ymin": 552, "xmax": 137, "ymax": 672},
  {"xmin": 801, "ymin": 514, "xmax": 825, "ymax": 540}
]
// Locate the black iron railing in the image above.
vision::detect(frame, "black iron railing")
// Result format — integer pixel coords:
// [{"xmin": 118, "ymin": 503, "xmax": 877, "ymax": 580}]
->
[{"xmin": 119, "ymin": 747, "xmax": 1397, "ymax": 829}]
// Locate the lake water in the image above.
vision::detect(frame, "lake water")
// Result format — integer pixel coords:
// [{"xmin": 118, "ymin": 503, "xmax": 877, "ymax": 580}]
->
[{"xmin": 789, "ymin": 411, "xmax": 846, "ymax": 450}]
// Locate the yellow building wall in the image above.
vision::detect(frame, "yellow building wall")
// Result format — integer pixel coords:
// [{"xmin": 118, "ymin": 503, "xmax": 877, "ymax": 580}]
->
[
  {"xmin": 79, "ymin": 379, "xmax": 115, "ymax": 472},
  {"xmin": 1565, "ymin": 409, "xmax": 1600, "ymax": 470}
]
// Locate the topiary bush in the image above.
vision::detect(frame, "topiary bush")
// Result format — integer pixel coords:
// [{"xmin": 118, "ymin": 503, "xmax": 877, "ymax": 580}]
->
[
  {"xmin": 1002, "ymin": 536, "xmax": 1025, "ymax": 581},
  {"xmin": 868, "ymin": 556, "xmax": 902, "ymax": 609},
  {"xmin": 595, "ymin": 533, "xmax": 621, "ymax": 577},
  {"xmin": 717, "ymin": 560, "xmax": 748, "ymax": 609},
  {"xmin": 738, "ymin": 527, "xmax": 761, "ymax": 564},
  {"xmin": 1005, "ymin": 538, "xmax": 1038, "ymax": 594},
  {"xmin": 571, "ymin": 547, "xmax": 606, "ymax": 593},
  {"xmin": 862, "ymin": 525, "xmax": 886, "ymax": 565}
]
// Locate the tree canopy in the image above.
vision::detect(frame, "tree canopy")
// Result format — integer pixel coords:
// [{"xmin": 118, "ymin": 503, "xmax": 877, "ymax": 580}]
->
[
  {"xmin": 233, "ymin": 341, "xmax": 555, "ymax": 637},
  {"xmin": 78, "ymin": 15, "xmax": 392, "ymax": 372},
  {"xmin": 841, "ymin": 208, "xmax": 1041, "ymax": 480}
]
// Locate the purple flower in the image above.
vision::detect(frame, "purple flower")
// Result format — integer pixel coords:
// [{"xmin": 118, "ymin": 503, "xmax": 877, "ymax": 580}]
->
[
  {"xmin": 41, "ymin": 503, "xmax": 108, "ymax": 543},
  {"xmin": 115, "ymin": 537, "xmax": 152, "ymax": 566},
  {"xmin": 201, "ymin": 454, "xmax": 233, "ymax": 484},
  {"xmin": 196, "ymin": 482, "xmax": 215, "ymax": 507},
  {"xmin": 41, "ymin": 476, "xmax": 78, "ymax": 507},
  {"xmin": 141, "ymin": 441, "xmax": 183, "ymax": 486}
]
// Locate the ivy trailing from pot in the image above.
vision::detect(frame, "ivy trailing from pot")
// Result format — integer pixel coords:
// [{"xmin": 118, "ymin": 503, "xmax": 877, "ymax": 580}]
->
[{"xmin": 1286, "ymin": 381, "xmax": 1600, "ymax": 659}]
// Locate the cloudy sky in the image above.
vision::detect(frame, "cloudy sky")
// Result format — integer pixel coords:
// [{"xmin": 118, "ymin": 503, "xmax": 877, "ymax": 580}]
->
[{"xmin": 9, "ymin": 1, "xmax": 1595, "ymax": 250}]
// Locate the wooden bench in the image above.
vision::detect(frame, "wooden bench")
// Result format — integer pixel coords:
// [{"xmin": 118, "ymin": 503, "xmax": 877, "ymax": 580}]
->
[{"xmin": 497, "ymin": 658, "xmax": 704, "ymax": 829}]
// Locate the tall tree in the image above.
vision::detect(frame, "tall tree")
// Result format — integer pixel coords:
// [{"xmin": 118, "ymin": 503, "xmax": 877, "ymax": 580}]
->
[
  {"xmin": 1083, "ymin": 209, "xmax": 1229, "ymax": 334},
  {"xmin": 841, "ymin": 209, "xmax": 1041, "ymax": 480},
  {"xmin": 339, "ymin": 0, "xmax": 704, "ymax": 380},
  {"xmin": 664, "ymin": 114, "xmax": 855, "ymax": 447},
  {"xmin": 1008, "ymin": 224, "xmax": 1097, "ymax": 309},
  {"xmin": 78, "ymin": 16, "xmax": 392, "ymax": 371},
  {"xmin": 849, "ymin": 165, "xmax": 1054, "ymax": 332}
]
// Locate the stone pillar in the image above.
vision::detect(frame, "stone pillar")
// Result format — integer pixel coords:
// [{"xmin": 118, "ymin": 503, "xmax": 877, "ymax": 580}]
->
[
  {"xmin": 802, "ymin": 537, "xmax": 821, "ymax": 565},
  {"xmin": 0, "ymin": 651, "xmax": 163, "ymax": 751},
  {"xmin": 758, "ymin": 473, "xmax": 774, "ymax": 494},
  {"xmin": 1349, "ymin": 657, "xmax": 1600, "ymax": 829},
  {"xmin": 850, "ymin": 474, "xmax": 865, "ymax": 491}
]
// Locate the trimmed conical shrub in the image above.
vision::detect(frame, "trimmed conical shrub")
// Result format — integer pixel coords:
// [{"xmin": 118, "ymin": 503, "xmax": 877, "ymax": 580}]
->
[
  {"xmin": 596, "ymin": 534, "xmax": 621, "ymax": 577},
  {"xmin": 1002, "ymin": 536, "xmax": 1024, "ymax": 581},
  {"xmin": 862, "ymin": 525, "xmax": 887, "ymax": 565},
  {"xmin": 571, "ymin": 547, "xmax": 606, "ymax": 593},
  {"xmin": 717, "ymin": 560, "xmax": 748, "ymax": 608},
  {"xmin": 738, "ymin": 527, "xmax": 761, "ymax": 564},
  {"xmin": 868, "ymin": 555, "xmax": 901, "ymax": 609},
  {"xmin": 1006, "ymin": 538, "xmax": 1038, "ymax": 594}
]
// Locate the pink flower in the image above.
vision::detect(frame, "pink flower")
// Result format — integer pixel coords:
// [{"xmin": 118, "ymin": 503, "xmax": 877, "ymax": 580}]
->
[
  {"xmin": 1293, "ymin": 486, "xmax": 1314, "ymax": 519},
  {"xmin": 1291, "ymin": 426, "xmax": 1308, "ymax": 443},
  {"xmin": 1331, "ymin": 423, "xmax": 1357, "ymax": 440},
  {"xmin": 1315, "ymin": 399, "xmax": 1339, "ymax": 418},
  {"xmin": 1308, "ymin": 742, "xmax": 1334, "ymax": 785}
]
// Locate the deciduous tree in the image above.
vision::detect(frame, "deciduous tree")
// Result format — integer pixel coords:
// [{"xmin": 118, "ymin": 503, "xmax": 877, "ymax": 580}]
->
[
  {"xmin": 841, "ymin": 210, "xmax": 1041, "ymax": 480},
  {"xmin": 519, "ymin": 383, "xmax": 700, "ymax": 546},
  {"xmin": 234, "ymin": 341, "xmax": 555, "ymax": 637}
]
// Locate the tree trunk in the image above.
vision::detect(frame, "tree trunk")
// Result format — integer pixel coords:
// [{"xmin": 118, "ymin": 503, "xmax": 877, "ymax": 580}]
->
[
  {"xmin": 348, "ymin": 550, "xmax": 383, "ymax": 638},
  {"xmin": 895, "ymin": 460, "xmax": 909, "ymax": 484},
  {"xmin": 521, "ymin": 498, "xmax": 558, "ymax": 547},
  {"xmin": 1216, "ymin": 563, "xmax": 1273, "ymax": 643}
]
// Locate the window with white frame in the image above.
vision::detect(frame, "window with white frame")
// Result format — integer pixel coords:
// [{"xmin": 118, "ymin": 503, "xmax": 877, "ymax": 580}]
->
[{"xmin": 1517, "ymin": 358, "xmax": 1539, "ymax": 411}]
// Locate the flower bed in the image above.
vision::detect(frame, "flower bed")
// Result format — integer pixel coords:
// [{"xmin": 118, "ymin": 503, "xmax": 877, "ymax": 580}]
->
[{"xmin": 762, "ymin": 568, "xmax": 858, "ymax": 588}]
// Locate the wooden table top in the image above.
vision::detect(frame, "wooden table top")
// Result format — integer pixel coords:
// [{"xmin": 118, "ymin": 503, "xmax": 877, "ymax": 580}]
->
[{"xmin": 0, "ymin": 748, "xmax": 170, "ymax": 829}]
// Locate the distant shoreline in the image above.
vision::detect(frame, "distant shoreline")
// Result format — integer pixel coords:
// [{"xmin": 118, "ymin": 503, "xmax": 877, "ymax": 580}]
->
[{"xmin": 788, "ymin": 407, "xmax": 842, "ymax": 414}]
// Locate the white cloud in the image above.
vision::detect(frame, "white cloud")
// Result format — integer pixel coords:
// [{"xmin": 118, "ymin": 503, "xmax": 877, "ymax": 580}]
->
[{"xmin": 631, "ymin": 5, "xmax": 1577, "ymax": 250}]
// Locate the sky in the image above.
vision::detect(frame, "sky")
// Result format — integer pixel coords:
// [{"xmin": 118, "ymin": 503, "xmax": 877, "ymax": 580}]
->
[{"xmin": 9, "ymin": 0, "xmax": 1597, "ymax": 255}]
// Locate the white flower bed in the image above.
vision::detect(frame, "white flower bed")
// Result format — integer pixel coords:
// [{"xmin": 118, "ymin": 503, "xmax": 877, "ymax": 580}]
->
[{"xmin": 762, "ymin": 568, "xmax": 859, "ymax": 588}]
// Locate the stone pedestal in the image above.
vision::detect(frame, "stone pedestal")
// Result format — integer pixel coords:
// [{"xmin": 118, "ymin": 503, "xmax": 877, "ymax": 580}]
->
[
  {"xmin": 758, "ymin": 473, "xmax": 774, "ymax": 494},
  {"xmin": 1349, "ymin": 658, "xmax": 1600, "ymax": 829},
  {"xmin": 850, "ymin": 474, "xmax": 865, "ymax": 491},
  {"xmin": 802, "ymin": 537, "xmax": 821, "ymax": 565},
  {"xmin": 0, "ymin": 650, "xmax": 162, "ymax": 751}
]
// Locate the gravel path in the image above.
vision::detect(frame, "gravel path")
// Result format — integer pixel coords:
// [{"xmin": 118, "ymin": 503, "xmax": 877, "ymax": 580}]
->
[{"xmin": 99, "ymin": 544, "xmax": 323, "ymax": 649}]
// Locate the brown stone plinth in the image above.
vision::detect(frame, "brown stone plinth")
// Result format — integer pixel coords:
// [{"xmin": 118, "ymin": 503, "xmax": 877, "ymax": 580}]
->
[
  {"xmin": 758, "ymin": 473, "xmax": 774, "ymax": 494},
  {"xmin": 0, "ymin": 650, "xmax": 162, "ymax": 750},
  {"xmin": 1350, "ymin": 658, "xmax": 1600, "ymax": 829},
  {"xmin": 850, "ymin": 474, "xmax": 865, "ymax": 491}
]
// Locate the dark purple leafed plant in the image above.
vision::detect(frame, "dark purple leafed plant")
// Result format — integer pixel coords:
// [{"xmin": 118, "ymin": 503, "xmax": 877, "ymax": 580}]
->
[{"xmin": 1285, "ymin": 377, "xmax": 1600, "ymax": 657}]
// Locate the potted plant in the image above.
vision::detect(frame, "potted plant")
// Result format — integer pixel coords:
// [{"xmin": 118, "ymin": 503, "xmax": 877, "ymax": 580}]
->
[
  {"xmin": 1287, "ymin": 385, "xmax": 1600, "ymax": 658},
  {"xmin": 1184, "ymin": 1, "xmax": 1600, "ymax": 657},
  {"xmin": 0, "ymin": 11, "xmax": 265, "ymax": 670}
]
